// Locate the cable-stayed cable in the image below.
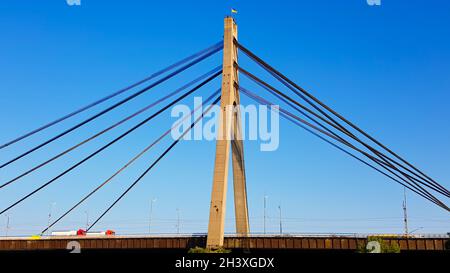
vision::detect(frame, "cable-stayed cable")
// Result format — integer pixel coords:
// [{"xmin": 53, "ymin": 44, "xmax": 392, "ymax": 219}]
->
[
  {"xmin": 0, "ymin": 71, "xmax": 221, "ymax": 215},
  {"xmin": 87, "ymin": 95, "xmax": 221, "ymax": 231},
  {"xmin": 240, "ymin": 86, "xmax": 448, "ymax": 209},
  {"xmin": 0, "ymin": 41, "xmax": 223, "ymax": 151},
  {"xmin": 241, "ymin": 87, "xmax": 448, "ymax": 211},
  {"xmin": 40, "ymin": 90, "xmax": 220, "ymax": 234},
  {"xmin": 239, "ymin": 54, "xmax": 449, "ymax": 196},
  {"xmin": 241, "ymin": 89, "xmax": 443, "ymax": 207},
  {"xmin": 247, "ymin": 77, "xmax": 450, "ymax": 199},
  {"xmin": 237, "ymin": 42, "xmax": 449, "ymax": 197},
  {"xmin": 239, "ymin": 67, "xmax": 449, "ymax": 198},
  {"xmin": 261, "ymin": 67, "xmax": 448, "ymax": 197},
  {"xmin": 0, "ymin": 46, "xmax": 222, "ymax": 170},
  {"xmin": 0, "ymin": 67, "xmax": 221, "ymax": 190},
  {"xmin": 240, "ymin": 87, "xmax": 449, "ymax": 211}
]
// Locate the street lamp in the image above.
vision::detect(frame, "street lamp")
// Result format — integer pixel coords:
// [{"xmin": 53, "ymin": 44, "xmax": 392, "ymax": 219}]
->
[
  {"xmin": 84, "ymin": 211, "xmax": 89, "ymax": 231},
  {"xmin": 47, "ymin": 202, "xmax": 56, "ymax": 235},
  {"xmin": 403, "ymin": 187, "xmax": 408, "ymax": 235},
  {"xmin": 263, "ymin": 195, "xmax": 268, "ymax": 234},
  {"xmin": 5, "ymin": 214, "xmax": 10, "ymax": 237},
  {"xmin": 149, "ymin": 198, "xmax": 157, "ymax": 234},
  {"xmin": 176, "ymin": 208, "xmax": 181, "ymax": 234},
  {"xmin": 278, "ymin": 205, "xmax": 282, "ymax": 235}
]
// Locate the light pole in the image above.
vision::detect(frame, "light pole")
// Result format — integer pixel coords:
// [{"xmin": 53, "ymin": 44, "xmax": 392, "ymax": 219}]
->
[
  {"xmin": 5, "ymin": 214, "xmax": 10, "ymax": 237},
  {"xmin": 176, "ymin": 208, "xmax": 181, "ymax": 234},
  {"xmin": 85, "ymin": 211, "xmax": 89, "ymax": 231},
  {"xmin": 278, "ymin": 205, "xmax": 282, "ymax": 235},
  {"xmin": 402, "ymin": 188, "xmax": 409, "ymax": 236},
  {"xmin": 47, "ymin": 202, "xmax": 56, "ymax": 235},
  {"xmin": 149, "ymin": 198, "xmax": 157, "ymax": 234},
  {"xmin": 263, "ymin": 195, "xmax": 268, "ymax": 234}
]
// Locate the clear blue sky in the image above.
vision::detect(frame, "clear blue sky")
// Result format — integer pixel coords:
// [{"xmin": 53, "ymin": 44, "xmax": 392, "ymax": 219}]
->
[{"xmin": 0, "ymin": 0, "xmax": 449, "ymax": 236}]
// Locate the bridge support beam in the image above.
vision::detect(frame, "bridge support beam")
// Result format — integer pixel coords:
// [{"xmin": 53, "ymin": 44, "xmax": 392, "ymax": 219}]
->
[{"xmin": 207, "ymin": 17, "xmax": 249, "ymax": 249}]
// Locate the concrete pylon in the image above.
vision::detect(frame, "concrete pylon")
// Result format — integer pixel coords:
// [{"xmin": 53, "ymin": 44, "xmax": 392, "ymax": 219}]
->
[{"xmin": 206, "ymin": 17, "xmax": 249, "ymax": 249}]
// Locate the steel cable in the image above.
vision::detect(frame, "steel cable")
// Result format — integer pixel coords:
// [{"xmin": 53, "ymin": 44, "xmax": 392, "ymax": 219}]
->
[
  {"xmin": 87, "ymin": 95, "xmax": 221, "ymax": 231},
  {"xmin": 41, "ymin": 89, "xmax": 221, "ymax": 234},
  {"xmin": 0, "ymin": 67, "xmax": 221, "ymax": 190},
  {"xmin": 0, "ymin": 46, "xmax": 222, "ymax": 170},
  {"xmin": 240, "ymin": 87, "xmax": 449, "ymax": 211},
  {"xmin": 0, "ymin": 71, "xmax": 221, "ymax": 215},
  {"xmin": 0, "ymin": 41, "xmax": 223, "ymax": 150},
  {"xmin": 237, "ymin": 42, "xmax": 449, "ymax": 197},
  {"xmin": 239, "ymin": 67, "xmax": 449, "ymax": 198}
]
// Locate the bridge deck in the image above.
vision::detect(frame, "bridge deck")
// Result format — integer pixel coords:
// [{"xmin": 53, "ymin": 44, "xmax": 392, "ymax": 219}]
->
[{"xmin": 0, "ymin": 236, "xmax": 447, "ymax": 252}]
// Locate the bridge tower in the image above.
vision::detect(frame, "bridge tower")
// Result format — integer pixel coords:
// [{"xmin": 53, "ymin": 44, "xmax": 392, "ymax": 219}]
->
[{"xmin": 206, "ymin": 17, "xmax": 249, "ymax": 249}]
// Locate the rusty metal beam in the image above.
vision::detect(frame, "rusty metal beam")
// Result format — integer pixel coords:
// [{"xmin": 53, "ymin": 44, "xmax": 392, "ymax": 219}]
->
[{"xmin": 0, "ymin": 236, "xmax": 446, "ymax": 252}]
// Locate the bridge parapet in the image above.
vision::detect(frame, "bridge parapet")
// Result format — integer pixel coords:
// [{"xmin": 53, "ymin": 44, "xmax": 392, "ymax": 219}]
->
[{"xmin": 0, "ymin": 236, "xmax": 447, "ymax": 252}]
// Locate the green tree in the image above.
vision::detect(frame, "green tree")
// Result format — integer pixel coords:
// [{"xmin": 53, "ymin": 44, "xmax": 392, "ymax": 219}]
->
[
  {"xmin": 188, "ymin": 247, "xmax": 231, "ymax": 253},
  {"xmin": 357, "ymin": 236, "xmax": 401, "ymax": 253}
]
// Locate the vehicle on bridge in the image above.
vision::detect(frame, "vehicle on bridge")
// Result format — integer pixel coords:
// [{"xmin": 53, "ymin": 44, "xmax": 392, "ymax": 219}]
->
[
  {"xmin": 51, "ymin": 229, "xmax": 115, "ymax": 236},
  {"xmin": 86, "ymin": 230, "xmax": 116, "ymax": 236}
]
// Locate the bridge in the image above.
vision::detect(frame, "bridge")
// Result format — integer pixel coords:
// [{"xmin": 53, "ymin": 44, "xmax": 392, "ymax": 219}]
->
[
  {"xmin": 0, "ymin": 17, "xmax": 448, "ymax": 252},
  {"xmin": 0, "ymin": 235, "xmax": 448, "ymax": 253}
]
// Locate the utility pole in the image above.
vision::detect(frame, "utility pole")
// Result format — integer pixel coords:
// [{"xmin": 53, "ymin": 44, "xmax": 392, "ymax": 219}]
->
[
  {"xmin": 47, "ymin": 202, "xmax": 56, "ymax": 235},
  {"xmin": 149, "ymin": 198, "xmax": 157, "ymax": 234},
  {"xmin": 176, "ymin": 208, "xmax": 180, "ymax": 234},
  {"xmin": 264, "ymin": 195, "xmax": 268, "ymax": 234},
  {"xmin": 5, "ymin": 214, "xmax": 10, "ymax": 237},
  {"xmin": 85, "ymin": 210, "xmax": 89, "ymax": 231},
  {"xmin": 403, "ymin": 188, "xmax": 409, "ymax": 236},
  {"xmin": 278, "ymin": 205, "xmax": 283, "ymax": 235},
  {"xmin": 207, "ymin": 17, "xmax": 249, "ymax": 249}
]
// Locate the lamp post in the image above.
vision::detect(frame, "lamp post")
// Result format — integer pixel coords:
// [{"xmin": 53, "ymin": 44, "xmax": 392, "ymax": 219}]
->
[
  {"xmin": 403, "ymin": 188, "xmax": 409, "ymax": 236},
  {"xmin": 85, "ymin": 210, "xmax": 89, "ymax": 231},
  {"xmin": 5, "ymin": 214, "xmax": 10, "ymax": 237},
  {"xmin": 47, "ymin": 202, "xmax": 56, "ymax": 235},
  {"xmin": 278, "ymin": 205, "xmax": 282, "ymax": 235},
  {"xmin": 263, "ymin": 195, "xmax": 268, "ymax": 234},
  {"xmin": 176, "ymin": 208, "xmax": 181, "ymax": 234},
  {"xmin": 149, "ymin": 198, "xmax": 157, "ymax": 234}
]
